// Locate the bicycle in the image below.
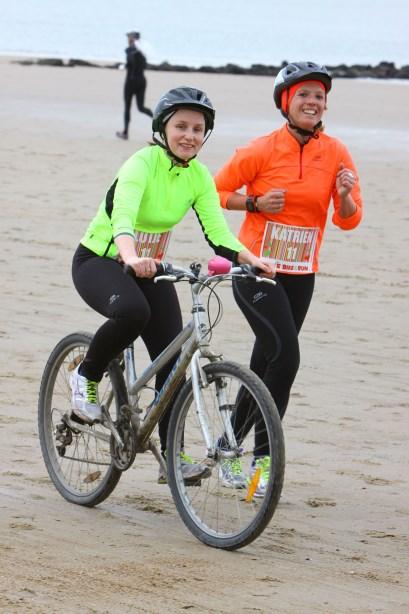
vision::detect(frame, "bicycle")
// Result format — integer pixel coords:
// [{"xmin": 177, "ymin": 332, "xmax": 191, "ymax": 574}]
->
[{"xmin": 38, "ymin": 257, "xmax": 285, "ymax": 550}]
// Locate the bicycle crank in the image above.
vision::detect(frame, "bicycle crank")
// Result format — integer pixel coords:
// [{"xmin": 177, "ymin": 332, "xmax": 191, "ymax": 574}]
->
[{"xmin": 109, "ymin": 418, "xmax": 137, "ymax": 471}]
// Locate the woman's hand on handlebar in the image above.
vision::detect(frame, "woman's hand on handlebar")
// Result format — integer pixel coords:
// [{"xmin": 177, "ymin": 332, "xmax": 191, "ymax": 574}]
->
[
  {"xmin": 115, "ymin": 235, "xmax": 160, "ymax": 278},
  {"xmin": 124, "ymin": 256, "xmax": 160, "ymax": 278},
  {"xmin": 237, "ymin": 250, "xmax": 275, "ymax": 277}
]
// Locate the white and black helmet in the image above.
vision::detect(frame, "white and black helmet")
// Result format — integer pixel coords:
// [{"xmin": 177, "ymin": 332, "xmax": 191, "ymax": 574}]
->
[
  {"xmin": 273, "ymin": 61, "xmax": 332, "ymax": 116},
  {"xmin": 152, "ymin": 86, "xmax": 215, "ymax": 134}
]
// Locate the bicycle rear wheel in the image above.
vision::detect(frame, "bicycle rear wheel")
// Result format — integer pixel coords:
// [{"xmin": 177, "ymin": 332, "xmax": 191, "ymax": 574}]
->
[
  {"xmin": 166, "ymin": 361, "xmax": 285, "ymax": 550},
  {"xmin": 38, "ymin": 332, "xmax": 127, "ymax": 506}
]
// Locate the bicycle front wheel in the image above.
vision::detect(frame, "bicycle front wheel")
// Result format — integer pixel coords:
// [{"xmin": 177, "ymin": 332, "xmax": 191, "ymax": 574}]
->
[
  {"xmin": 38, "ymin": 332, "xmax": 127, "ymax": 507},
  {"xmin": 166, "ymin": 361, "xmax": 285, "ymax": 550}
]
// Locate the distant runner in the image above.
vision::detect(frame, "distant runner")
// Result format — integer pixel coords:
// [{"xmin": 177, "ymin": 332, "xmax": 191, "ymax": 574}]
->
[{"xmin": 116, "ymin": 31, "xmax": 153, "ymax": 140}]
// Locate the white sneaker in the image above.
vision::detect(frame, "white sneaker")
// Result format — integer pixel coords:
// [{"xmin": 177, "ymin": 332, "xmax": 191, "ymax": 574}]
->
[
  {"xmin": 70, "ymin": 365, "xmax": 102, "ymax": 424},
  {"xmin": 219, "ymin": 457, "xmax": 247, "ymax": 489},
  {"xmin": 249, "ymin": 456, "xmax": 270, "ymax": 498}
]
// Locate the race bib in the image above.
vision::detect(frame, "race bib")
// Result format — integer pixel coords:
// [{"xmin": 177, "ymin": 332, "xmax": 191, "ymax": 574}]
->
[
  {"xmin": 134, "ymin": 231, "xmax": 171, "ymax": 260},
  {"xmin": 261, "ymin": 222, "xmax": 319, "ymax": 273}
]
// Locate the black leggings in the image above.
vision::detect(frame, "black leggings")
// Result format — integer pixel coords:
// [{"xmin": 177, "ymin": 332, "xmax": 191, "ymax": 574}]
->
[
  {"xmin": 231, "ymin": 273, "xmax": 315, "ymax": 455},
  {"xmin": 72, "ymin": 245, "xmax": 182, "ymax": 451},
  {"xmin": 123, "ymin": 78, "xmax": 153, "ymax": 133}
]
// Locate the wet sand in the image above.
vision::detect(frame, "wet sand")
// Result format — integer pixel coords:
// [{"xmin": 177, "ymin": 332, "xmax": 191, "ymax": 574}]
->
[{"xmin": 1, "ymin": 58, "xmax": 408, "ymax": 612}]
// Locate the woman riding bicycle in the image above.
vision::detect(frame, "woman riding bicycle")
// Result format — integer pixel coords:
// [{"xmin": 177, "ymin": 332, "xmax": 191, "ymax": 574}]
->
[
  {"xmin": 214, "ymin": 61, "xmax": 363, "ymax": 489},
  {"xmin": 70, "ymin": 86, "xmax": 273, "ymax": 482}
]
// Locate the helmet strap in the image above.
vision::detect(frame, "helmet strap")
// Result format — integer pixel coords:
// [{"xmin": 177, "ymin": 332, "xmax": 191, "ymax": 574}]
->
[
  {"xmin": 287, "ymin": 119, "xmax": 322, "ymax": 139},
  {"xmin": 152, "ymin": 134, "xmax": 192, "ymax": 167},
  {"xmin": 152, "ymin": 128, "xmax": 213, "ymax": 166}
]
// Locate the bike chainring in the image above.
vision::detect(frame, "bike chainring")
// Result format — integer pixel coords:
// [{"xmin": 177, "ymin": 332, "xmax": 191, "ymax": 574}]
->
[{"xmin": 110, "ymin": 419, "xmax": 137, "ymax": 471}]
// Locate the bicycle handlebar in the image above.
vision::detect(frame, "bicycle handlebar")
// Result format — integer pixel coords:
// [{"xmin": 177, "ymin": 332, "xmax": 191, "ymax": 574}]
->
[
  {"xmin": 124, "ymin": 260, "xmax": 276, "ymax": 286},
  {"xmin": 123, "ymin": 261, "xmax": 170, "ymax": 279}
]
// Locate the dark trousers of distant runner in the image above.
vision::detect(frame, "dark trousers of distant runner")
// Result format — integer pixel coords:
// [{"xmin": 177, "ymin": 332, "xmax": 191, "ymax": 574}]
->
[{"xmin": 123, "ymin": 77, "xmax": 153, "ymax": 135}]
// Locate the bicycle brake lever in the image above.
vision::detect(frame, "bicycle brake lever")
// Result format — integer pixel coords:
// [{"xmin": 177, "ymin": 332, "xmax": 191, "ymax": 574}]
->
[
  {"xmin": 256, "ymin": 276, "xmax": 276, "ymax": 285},
  {"xmin": 154, "ymin": 274, "xmax": 178, "ymax": 283},
  {"xmin": 231, "ymin": 265, "xmax": 276, "ymax": 285}
]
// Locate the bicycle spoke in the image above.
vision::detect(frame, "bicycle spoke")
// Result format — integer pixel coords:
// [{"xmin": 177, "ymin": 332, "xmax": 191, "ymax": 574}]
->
[
  {"xmin": 167, "ymin": 361, "xmax": 285, "ymax": 550},
  {"xmin": 38, "ymin": 333, "xmax": 126, "ymax": 506}
]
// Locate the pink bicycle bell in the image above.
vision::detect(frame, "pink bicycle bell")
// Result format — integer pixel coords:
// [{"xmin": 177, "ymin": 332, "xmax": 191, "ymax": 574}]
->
[{"xmin": 207, "ymin": 256, "xmax": 232, "ymax": 276}]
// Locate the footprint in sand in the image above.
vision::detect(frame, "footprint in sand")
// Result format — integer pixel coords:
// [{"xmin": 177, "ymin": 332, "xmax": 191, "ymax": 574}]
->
[
  {"xmin": 124, "ymin": 494, "xmax": 169, "ymax": 514},
  {"xmin": 306, "ymin": 497, "xmax": 336, "ymax": 508},
  {"xmin": 9, "ymin": 522, "xmax": 35, "ymax": 531},
  {"xmin": 366, "ymin": 530, "xmax": 397, "ymax": 539},
  {"xmin": 362, "ymin": 476, "xmax": 394, "ymax": 485},
  {"xmin": 335, "ymin": 469, "xmax": 402, "ymax": 485},
  {"xmin": 0, "ymin": 415, "xmax": 25, "ymax": 424}
]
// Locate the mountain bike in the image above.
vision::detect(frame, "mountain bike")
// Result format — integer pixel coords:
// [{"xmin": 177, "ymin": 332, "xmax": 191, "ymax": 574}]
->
[{"xmin": 38, "ymin": 257, "xmax": 285, "ymax": 550}]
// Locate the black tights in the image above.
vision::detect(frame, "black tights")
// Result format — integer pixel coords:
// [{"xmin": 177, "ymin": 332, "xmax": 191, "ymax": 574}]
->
[
  {"xmin": 230, "ymin": 273, "xmax": 315, "ymax": 456},
  {"xmin": 123, "ymin": 78, "xmax": 153, "ymax": 134},
  {"xmin": 72, "ymin": 245, "xmax": 182, "ymax": 451}
]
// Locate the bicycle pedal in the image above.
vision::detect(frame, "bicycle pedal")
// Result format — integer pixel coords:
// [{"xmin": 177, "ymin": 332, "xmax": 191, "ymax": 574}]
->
[
  {"xmin": 184, "ymin": 478, "xmax": 202, "ymax": 487},
  {"xmin": 183, "ymin": 465, "xmax": 212, "ymax": 484},
  {"xmin": 69, "ymin": 410, "xmax": 102, "ymax": 426},
  {"xmin": 56, "ymin": 445, "xmax": 66, "ymax": 457},
  {"xmin": 69, "ymin": 412, "xmax": 87, "ymax": 426}
]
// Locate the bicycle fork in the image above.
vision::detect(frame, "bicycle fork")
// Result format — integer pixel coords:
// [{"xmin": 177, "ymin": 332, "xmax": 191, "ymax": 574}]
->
[{"xmin": 190, "ymin": 351, "xmax": 239, "ymax": 460}]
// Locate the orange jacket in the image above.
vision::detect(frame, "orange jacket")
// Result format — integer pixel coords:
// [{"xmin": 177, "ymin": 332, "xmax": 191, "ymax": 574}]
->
[{"xmin": 214, "ymin": 124, "xmax": 363, "ymax": 273}]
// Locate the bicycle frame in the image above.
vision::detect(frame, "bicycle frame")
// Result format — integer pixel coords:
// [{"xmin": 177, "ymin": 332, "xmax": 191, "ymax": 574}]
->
[
  {"xmin": 63, "ymin": 262, "xmax": 273, "ymax": 457},
  {"xmin": 124, "ymin": 278, "xmax": 222, "ymax": 452},
  {"xmin": 39, "ymin": 259, "xmax": 284, "ymax": 549}
]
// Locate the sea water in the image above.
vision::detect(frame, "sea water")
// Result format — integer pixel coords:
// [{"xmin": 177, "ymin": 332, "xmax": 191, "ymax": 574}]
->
[{"xmin": 0, "ymin": 0, "xmax": 408, "ymax": 68}]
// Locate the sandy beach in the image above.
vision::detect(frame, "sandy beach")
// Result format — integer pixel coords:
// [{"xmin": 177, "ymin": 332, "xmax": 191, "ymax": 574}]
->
[{"xmin": 1, "ymin": 58, "xmax": 408, "ymax": 612}]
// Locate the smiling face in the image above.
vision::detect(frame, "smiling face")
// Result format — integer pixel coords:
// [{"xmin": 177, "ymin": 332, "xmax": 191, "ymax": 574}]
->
[
  {"xmin": 288, "ymin": 82, "xmax": 326, "ymax": 131},
  {"xmin": 164, "ymin": 108, "xmax": 206, "ymax": 161}
]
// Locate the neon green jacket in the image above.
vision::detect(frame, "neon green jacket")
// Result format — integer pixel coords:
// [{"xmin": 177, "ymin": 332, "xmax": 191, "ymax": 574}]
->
[{"xmin": 81, "ymin": 145, "xmax": 244, "ymax": 260}]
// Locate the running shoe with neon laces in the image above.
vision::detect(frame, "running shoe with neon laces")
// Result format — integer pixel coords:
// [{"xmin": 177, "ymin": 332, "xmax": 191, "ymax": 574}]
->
[
  {"xmin": 180, "ymin": 450, "xmax": 194, "ymax": 465},
  {"xmin": 249, "ymin": 456, "xmax": 270, "ymax": 498},
  {"xmin": 219, "ymin": 457, "xmax": 247, "ymax": 489},
  {"xmin": 70, "ymin": 365, "xmax": 102, "ymax": 424}
]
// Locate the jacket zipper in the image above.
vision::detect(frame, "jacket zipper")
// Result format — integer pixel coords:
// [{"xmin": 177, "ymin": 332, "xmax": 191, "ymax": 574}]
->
[{"xmin": 299, "ymin": 144, "xmax": 304, "ymax": 179}]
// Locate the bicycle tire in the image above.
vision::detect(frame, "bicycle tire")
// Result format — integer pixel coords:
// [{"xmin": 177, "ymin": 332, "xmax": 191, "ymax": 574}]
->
[
  {"xmin": 166, "ymin": 360, "xmax": 285, "ymax": 550},
  {"xmin": 38, "ymin": 332, "xmax": 128, "ymax": 507}
]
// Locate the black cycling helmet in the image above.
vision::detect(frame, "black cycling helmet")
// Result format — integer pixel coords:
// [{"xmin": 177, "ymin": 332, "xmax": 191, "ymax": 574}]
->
[
  {"xmin": 152, "ymin": 86, "xmax": 215, "ymax": 134},
  {"xmin": 273, "ymin": 61, "xmax": 332, "ymax": 117}
]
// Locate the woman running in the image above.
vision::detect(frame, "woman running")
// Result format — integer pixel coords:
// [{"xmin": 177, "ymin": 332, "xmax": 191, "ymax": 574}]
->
[{"xmin": 214, "ymin": 62, "xmax": 363, "ymax": 492}]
